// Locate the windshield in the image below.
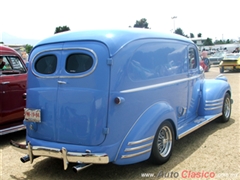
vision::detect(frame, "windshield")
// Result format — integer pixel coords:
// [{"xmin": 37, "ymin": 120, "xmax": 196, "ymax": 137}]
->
[{"xmin": 211, "ymin": 52, "xmax": 225, "ymax": 57}]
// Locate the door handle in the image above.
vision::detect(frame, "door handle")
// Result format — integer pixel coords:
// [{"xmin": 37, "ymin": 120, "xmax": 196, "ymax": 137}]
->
[
  {"xmin": 2, "ymin": 81, "xmax": 10, "ymax": 84},
  {"xmin": 58, "ymin": 81, "xmax": 66, "ymax": 84}
]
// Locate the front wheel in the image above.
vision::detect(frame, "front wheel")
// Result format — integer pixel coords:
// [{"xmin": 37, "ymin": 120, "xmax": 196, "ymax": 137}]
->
[
  {"xmin": 218, "ymin": 93, "xmax": 231, "ymax": 123},
  {"xmin": 149, "ymin": 121, "xmax": 175, "ymax": 164}
]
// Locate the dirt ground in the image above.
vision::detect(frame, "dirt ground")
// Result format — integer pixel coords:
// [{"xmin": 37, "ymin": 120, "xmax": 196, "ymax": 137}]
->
[{"xmin": 1, "ymin": 66, "xmax": 239, "ymax": 180}]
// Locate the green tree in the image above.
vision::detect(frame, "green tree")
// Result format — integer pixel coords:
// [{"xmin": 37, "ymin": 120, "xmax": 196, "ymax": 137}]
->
[
  {"xmin": 174, "ymin": 28, "xmax": 185, "ymax": 36},
  {"xmin": 133, "ymin": 18, "xmax": 149, "ymax": 29},
  {"xmin": 190, "ymin": 33, "xmax": 194, "ymax": 38},
  {"xmin": 54, "ymin": 26, "xmax": 70, "ymax": 34},
  {"xmin": 25, "ymin": 44, "xmax": 33, "ymax": 54},
  {"xmin": 197, "ymin": 33, "xmax": 202, "ymax": 38},
  {"xmin": 226, "ymin": 39, "xmax": 231, "ymax": 44},
  {"xmin": 203, "ymin": 38, "xmax": 214, "ymax": 46}
]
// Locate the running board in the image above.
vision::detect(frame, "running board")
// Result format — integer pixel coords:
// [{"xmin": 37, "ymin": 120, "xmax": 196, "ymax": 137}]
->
[
  {"xmin": 0, "ymin": 124, "xmax": 25, "ymax": 135},
  {"xmin": 178, "ymin": 113, "xmax": 222, "ymax": 139}
]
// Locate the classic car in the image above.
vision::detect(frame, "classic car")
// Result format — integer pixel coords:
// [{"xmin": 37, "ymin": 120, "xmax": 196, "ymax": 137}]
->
[
  {"xmin": 209, "ymin": 51, "xmax": 227, "ymax": 65},
  {"xmin": 219, "ymin": 53, "xmax": 240, "ymax": 73},
  {"xmin": 0, "ymin": 45, "xmax": 27, "ymax": 135},
  {"xmin": 11, "ymin": 29, "xmax": 232, "ymax": 172}
]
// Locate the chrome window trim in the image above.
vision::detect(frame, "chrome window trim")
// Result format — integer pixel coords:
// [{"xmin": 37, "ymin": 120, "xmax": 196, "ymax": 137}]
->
[
  {"xmin": 31, "ymin": 47, "xmax": 98, "ymax": 78},
  {"xmin": 120, "ymin": 74, "xmax": 201, "ymax": 93}
]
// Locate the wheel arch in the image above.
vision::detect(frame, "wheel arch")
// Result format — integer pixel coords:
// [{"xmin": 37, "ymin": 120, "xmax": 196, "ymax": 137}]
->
[{"xmin": 113, "ymin": 101, "xmax": 177, "ymax": 165}]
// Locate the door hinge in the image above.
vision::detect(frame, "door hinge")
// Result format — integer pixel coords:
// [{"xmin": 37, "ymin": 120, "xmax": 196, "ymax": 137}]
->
[{"xmin": 103, "ymin": 127, "xmax": 109, "ymax": 135}]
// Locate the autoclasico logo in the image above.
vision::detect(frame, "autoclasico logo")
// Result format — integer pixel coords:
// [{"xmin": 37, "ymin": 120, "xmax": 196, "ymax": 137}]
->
[{"xmin": 157, "ymin": 170, "xmax": 215, "ymax": 178}]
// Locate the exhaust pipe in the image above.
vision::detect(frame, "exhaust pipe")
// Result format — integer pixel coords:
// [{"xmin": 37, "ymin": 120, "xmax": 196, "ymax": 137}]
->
[
  {"xmin": 72, "ymin": 163, "xmax": 93, "ymax": 173},
  {"xmin": 20, "ymin": 155, "xmax": 39, "ymax": 163},
  {"xmin": 20, "ymin": 155, "xmax": 30, "ymax": 163}
]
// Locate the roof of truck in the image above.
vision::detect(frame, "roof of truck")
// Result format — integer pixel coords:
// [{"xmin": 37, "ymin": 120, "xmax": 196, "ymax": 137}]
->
[{"xmin": 35, "ymin": 29, "xmax": 193, "ymax": 57}]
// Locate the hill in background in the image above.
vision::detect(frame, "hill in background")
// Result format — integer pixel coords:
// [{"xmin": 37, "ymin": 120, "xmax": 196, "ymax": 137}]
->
[{"xmin": 1, "ymin": 32, "xmax": 40, "ymax": 46}]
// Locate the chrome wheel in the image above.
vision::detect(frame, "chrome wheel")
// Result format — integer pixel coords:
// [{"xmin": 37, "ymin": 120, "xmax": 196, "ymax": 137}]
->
[
  {"xmin": 223, "ymin": 95, "xmax": 231, "ymax": 119},
  {"xmin": 157, "ymin": 126, "xmax": 172, "ymax": 157},
  {"xmin": 219, "ymin": 93, "xmax": 231, "ymax": 123},
  {"xmin": 150, "ymin": 121, "xmax": 174, "ymax": 164}
]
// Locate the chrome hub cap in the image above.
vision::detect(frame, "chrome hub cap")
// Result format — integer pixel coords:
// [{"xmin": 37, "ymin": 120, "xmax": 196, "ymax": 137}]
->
[
  {"xmin": 224, "ymin": 97, "xmax": 231, "ymax": 118},
  {"xmin": 157, "ymin": 126, "xmax": 172, "ymax": 157}
]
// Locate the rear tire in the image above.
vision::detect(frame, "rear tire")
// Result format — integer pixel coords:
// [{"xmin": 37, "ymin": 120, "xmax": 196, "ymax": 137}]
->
[
  {"xmin": 218, "ymin": 93, "xmax": 231, "ymax": 123},
  {"xmin": 220, "ymin": 67, "xmax": 224, "ymax": 73},
  {"xmin": 149, "ymin": 121, "xmax": 174, "ymax": 164}
]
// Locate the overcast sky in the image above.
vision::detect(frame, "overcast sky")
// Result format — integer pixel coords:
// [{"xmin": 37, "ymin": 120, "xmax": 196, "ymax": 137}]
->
[{"xmin": 1, "ymin": 0, "xmax": 239, "ymax": 42}]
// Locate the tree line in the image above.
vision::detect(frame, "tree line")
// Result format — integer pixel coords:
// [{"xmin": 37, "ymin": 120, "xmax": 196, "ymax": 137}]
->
[{"xmin": 25, "ymin": 17, "xmax": 235, "ymax": 53}]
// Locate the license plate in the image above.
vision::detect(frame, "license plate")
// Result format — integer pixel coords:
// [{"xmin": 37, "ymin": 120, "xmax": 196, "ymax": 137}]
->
[{"xmin": 24, "ymin": 108, "xmax": 41, "ymax": 122}]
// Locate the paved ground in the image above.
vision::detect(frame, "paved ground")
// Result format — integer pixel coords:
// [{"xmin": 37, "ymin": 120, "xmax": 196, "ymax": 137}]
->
[{"xmin": 1, "ymin": 66, "xmax": 239, "ymax": 180}]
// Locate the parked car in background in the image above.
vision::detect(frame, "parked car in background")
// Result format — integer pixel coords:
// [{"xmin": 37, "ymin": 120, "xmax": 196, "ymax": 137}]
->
[
  {"xmin": 0, "ymin": 45, "xmax": 27, "ymax": 135},
  {"xmin": 209, "ymin": 51, "xmax": 227, "ymax": 65},
  {"xmin": 219, "ymin": 53, "xmax": 240, "ymax": 73},
  {"xmin": 11, "ymin": 29, "xmax": 232, "ymax": 172}
]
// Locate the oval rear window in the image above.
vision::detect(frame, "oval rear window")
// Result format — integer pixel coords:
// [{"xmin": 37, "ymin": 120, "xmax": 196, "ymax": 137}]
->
[
  {"xmin": 35, "ymin": 55, "xmax": 57, "ymax": 74},
  {"xmin": 66, "ymin": 54, "xmax": 93, "ymax": 73}
]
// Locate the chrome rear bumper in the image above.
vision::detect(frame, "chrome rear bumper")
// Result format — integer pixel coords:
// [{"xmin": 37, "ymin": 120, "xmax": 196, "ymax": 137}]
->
[{"xmin": 10, "ymin": 140, "xmax": 109, "ymax": 170}]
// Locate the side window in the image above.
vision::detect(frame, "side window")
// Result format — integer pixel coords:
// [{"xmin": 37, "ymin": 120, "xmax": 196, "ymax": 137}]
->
[
  {"xmin": 188, "ymin": 48, "xmax": 197, "ymax": 69},
  {"xmin": 9, "ymin": 56, "xmax": 26, "ymax": 72},
  {"xmin": 66, "ymin": 54, "xmax": 93, "ymax": 73},
  {"xmin": 35, "ymin": 55, "xmax": 57, "ymax": 74},
  {"xmin": 128, "ymin": 42, "xmax": 188, "ymax": 81},
  {"xmin": 1, "ymin": 57, "xmax": 12, "ymax": 70},
  {"xmin": 1, "ymin": 56, "xmax": 26, "ymax": 73}
]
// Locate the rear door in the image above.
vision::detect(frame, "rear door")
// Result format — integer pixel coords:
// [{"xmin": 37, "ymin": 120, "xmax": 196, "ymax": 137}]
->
[
  {"xmin": 0, "ymin": 56, "xmax": 27, "ymax": 126},
  {"xmin": 27, "ymin": 41, "xmax": 110, "ymax": 145}
]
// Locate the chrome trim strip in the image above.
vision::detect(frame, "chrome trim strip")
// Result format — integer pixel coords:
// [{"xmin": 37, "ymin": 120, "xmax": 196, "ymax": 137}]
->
[
  {"xmin": 178, "ymin": 113, "xmax": 222, "ymax": 139},
  {"xmin": 121, "ymin": 148, "xmax": 151, "ymax": 159},
  {"xmin": 125, "ymin": 143, "xmax": 152, "ymax": 152},
  {"xmin": 128, "ymin": 136, "xmax": 154, "ymax": 145},
  {"xmin": 0, "ymin": 124, "xmax": 25, "ymax": 135},
  {"xmin": 31, "ymin": 47, "xmax": 98, "ymax": 79},
  {"xmin": 205, "ymin": 98, "xmax": 223, "ymax": 103},
  {"xmin": 205, "ymin": 102, "xmax": 222, "ymax": 107},
  {"xmin": 10, "ymin": 141, "xmax": 109, "ymax": 170},
  {"xmin": 120, "ymin": 75, "xmax": 201, "ymax": 93},
  {"xmin": 205, "ymin": 106, "xmax": 222, "ymax": 110},
  {"xmin": 205, "ymin": 98, "xmax": 223, "ymax": 110}
]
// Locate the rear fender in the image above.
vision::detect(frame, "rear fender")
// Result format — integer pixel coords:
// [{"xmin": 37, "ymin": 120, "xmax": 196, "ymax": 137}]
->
[{"xmin": 113, "ymin": 102, "xmax": 176, "ymax": 165}]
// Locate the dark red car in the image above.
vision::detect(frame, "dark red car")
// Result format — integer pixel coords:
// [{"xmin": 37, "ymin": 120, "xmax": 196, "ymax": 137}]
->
[{"xmin": 0, "ymin": 45, "xmax": 27, "ymax": 135}]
